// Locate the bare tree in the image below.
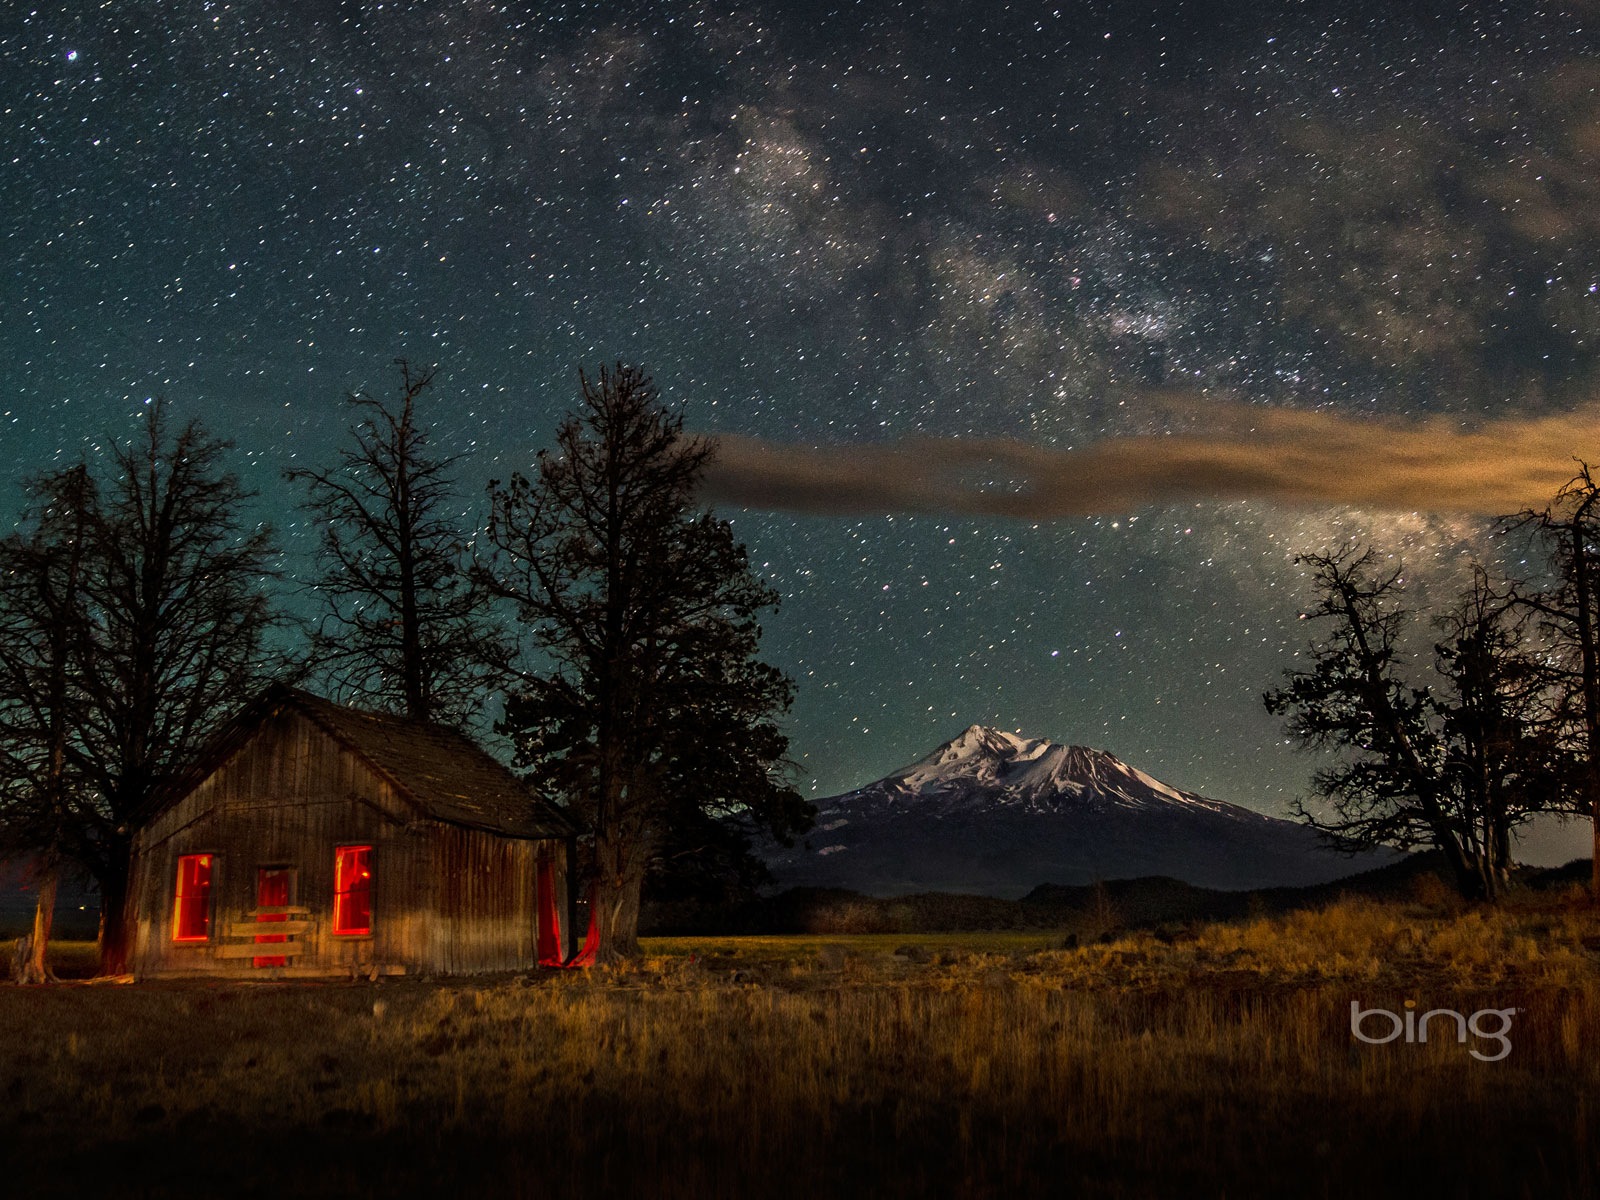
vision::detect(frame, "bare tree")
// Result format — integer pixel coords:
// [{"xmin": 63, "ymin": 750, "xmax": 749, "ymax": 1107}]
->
[
  {"xmin": 1266, "ymin": 546, "xmax": 1557, "ymax": 900},
  {"xmin": 289, "ymin": 360, "xmax": 509, "ymax": 726},
  {"xmin": 0, "ymin": 466, "xmax": 94, "ymax": 982},
  {"xmin": 74, "ymin": 403, "xmax": 286, "ymax": 974},
  {"xmin": 1517, "ymin": 463, "xmax": 1600, "ymax": 901},
  {"xmin": 1432, "ymin": 567, "xmax": 1563, "ymax": 898}
]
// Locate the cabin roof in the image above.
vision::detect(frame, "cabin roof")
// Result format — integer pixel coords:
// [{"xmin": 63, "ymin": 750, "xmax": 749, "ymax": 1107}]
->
[{"xmin": 153, "ymin": 685, "xmax": 577, "ymax": 840}]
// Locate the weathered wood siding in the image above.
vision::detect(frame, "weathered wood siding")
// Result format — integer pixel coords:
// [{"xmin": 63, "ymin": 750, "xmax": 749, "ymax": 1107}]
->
[
  {"xmin": 430, "ymin": 824, "xmax": 538, "ymax": 974},
  {"xmin": 128, "ymin": 707, "xmax": 559, "ymax": 978}
]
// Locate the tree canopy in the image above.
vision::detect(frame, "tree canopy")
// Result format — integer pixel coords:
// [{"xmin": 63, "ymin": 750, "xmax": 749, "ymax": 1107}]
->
[
  {"xmin": 481, "ymin": 364, "xmax": 812, "ymax": 960},
  {"xmin": 289, "ymin": 359, "xmax": 510, "ymax": 727},
  {"xmin": 1266, "ymin": 547, "xmax": 1561, "ymax": 900},
  {"xmin": 0, "ymin": 403, "xmax": 286, "ymax": 973}
]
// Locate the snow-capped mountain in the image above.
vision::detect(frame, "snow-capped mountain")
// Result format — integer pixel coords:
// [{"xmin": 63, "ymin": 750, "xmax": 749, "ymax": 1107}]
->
[
  {"xmin": 887, "ymin": 725, "xmax": 1245, "ymax": 815},
  {"xmin": 763, "ymin": 725, "xmax": 1393, "ymax": 898}
]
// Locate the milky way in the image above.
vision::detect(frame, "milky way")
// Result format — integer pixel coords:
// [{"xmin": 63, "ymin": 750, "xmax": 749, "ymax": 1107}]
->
[{"xmin": 4, "ymin": 2, "xmax": 1596, "ymax": 860}]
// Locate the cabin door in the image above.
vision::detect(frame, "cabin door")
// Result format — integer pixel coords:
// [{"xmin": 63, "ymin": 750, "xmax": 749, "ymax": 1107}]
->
[{"xmin": 253, "ymin": 868, "xmax": 292, "ymax": 968}]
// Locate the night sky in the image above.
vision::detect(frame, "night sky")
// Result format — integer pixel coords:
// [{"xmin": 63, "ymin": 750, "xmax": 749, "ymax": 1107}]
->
[{"xmin": 5, "ymin": 1, "xmax": 1598, "ymax": 861}]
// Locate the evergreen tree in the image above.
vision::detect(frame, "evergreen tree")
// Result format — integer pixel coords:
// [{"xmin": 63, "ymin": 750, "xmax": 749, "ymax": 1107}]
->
[
  {"xmin": 290, "ymin": 360, "xmax": 510, "ymax": 726},
  {"xmin": 482, "ymin": 365, "xmax": 811, "ymax": 961}
]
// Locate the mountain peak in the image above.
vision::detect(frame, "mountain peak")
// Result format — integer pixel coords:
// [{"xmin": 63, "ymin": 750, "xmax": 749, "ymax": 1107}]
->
[
  {"xmin": 762, "ymin": 725, "xmax": 1395, "ymax": 898},
  {"xmin": 938, "ymin": 724, "xmax": 1033, "ymax": 761},
  {"xmin": 875, "ymin": 724, "xmax": 1200, "ymax": 815}
]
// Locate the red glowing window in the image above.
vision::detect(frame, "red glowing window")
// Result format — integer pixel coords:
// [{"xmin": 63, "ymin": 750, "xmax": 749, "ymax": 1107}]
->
[
  {"xmin": 333, "ymin": 845, "xmax": 372, "ymax": 935},
  {"xmin": 173, "ymin": 854, "xmax": 212, "ymax": 942}
]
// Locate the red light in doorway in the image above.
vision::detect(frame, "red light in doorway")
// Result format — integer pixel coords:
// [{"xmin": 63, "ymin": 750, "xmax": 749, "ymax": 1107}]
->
[{"xmin": 253, "ymin": 867, "xmax": 291, "ymax": 968}]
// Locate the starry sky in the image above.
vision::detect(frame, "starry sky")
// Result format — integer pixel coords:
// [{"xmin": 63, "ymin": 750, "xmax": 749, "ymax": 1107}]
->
[{"xmin": 5, "ymin": 1, "xmax": 1599, "ymax": 861}]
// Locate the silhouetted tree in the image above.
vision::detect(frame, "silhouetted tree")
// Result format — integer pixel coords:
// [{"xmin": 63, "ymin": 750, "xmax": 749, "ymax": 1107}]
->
[
  {"xmin": 481, "ymin": 365, "xmax": 811, "ymax": 962},
  {"xmin": 75, "ymin": 404, "xmax": 285, "ymax": 974},
  {"xmin": 1266, "ymin": 546, "xmax": 1557, "ymax": 899},
  {"xmin": 1432, "ymin": 567, "xmax": 1564, "ymax": 898},
  {"xmin": 0, "ymin": 466, "xmax": 94, "ymax": 982},
  {"xmin": 289, "ymin": 360, "xmax": 509, "ymax": 726},
  {"xmin": 1517, "ymin": 463, "xmax": 1600, "ymax": 901}
]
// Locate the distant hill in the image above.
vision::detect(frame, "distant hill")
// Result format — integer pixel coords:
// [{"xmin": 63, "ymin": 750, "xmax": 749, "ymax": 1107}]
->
[
  {"xmin": 646, "ymin": 853, "xmax": 1582, "ymax": 936},
  {"xmin": 1018, "ymin": 851, "xmax": 1453, "ymax": 927},
  {"xmin": 761, "ymin": 724, "xmax": 1397, "ymax": 898}
]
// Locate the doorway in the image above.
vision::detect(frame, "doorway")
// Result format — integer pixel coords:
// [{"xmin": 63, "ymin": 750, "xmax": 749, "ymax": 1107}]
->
[{"xmin": 253, "ymin": 867, "xmax": 293, "ymax": 968}]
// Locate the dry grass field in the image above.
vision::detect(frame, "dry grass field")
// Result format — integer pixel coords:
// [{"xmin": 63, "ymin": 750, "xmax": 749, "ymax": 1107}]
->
[{"xmin": 3, "ymin": 890, "xmax": 1598, "ymax": 1199}]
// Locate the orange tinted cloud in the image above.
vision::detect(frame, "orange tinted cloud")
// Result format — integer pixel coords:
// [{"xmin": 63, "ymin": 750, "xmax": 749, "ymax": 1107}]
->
[{"xmin": 703, "ymin": 406, "xmax": 1600, "ymax": 518}]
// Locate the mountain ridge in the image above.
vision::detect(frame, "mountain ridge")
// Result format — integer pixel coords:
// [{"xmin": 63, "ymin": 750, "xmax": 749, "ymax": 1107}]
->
[
  {"xmin": 852, "ymin": 723, "xmax": 1270, "ymax": 819},
  {"xmin": 764, "ymin": 724, "xmax": 1395, "ymax": 898}
]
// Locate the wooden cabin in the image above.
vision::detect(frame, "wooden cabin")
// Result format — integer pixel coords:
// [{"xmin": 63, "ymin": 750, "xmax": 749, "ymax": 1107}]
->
[{"xmin": 127, "ymin": 686, "xmax": 578, "ymax": 979}]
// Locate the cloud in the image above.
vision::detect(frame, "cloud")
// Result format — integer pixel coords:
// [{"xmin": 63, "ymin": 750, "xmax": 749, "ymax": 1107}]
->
[
  {"xmin": 702, "ymin": 404, "xmax": 1600, "ymax": 518},
  {"xmin": 1139, "ymin": 61, "xmax": 1600, "ymax": 400}
]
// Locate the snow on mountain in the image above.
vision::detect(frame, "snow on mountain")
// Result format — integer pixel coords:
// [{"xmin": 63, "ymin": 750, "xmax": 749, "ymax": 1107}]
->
[
  {"xmin": 764, "ymin": 725, "xmax": 1393, "ymax": 898},
  {"xmin": 875, "ymin": 723, "xmax": 1248, "ymax": 816}
]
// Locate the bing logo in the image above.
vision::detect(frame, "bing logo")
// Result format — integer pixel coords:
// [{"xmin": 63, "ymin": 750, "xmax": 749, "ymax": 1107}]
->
[{"xmin": 1349, "ymin": 1000, "xmax": 1516, "ymax": 1062}]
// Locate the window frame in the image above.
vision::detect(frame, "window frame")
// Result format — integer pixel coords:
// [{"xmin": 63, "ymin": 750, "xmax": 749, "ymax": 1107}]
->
[
  {"xmin": 172, "ymin": 853, "xmax": 215, "ymax": 944},
  {"xmin": 331, "ymin": 844, "xmax": 373, "ymax": 937}
]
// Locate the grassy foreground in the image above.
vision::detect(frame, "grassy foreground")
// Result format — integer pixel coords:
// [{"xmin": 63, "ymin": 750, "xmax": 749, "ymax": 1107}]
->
[{"xmin": 3, "ymin": 893, "xmax": 1598, "ymax": 1199}]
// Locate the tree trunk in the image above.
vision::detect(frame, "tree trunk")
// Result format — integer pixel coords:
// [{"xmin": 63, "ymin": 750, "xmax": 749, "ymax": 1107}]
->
[
  {"xmin": 19, "ymin": 867, "xmax": 59, "ymax": 985},
  {"xmin": 565, "ymin": 835, "xmax": 581, "ymax": 963},
  {"xmin": 1336, "ymin": 584, "xmax": 1480, "ymax": 893},
  {"xmin": 1447, "ymin": 854, "xmax": 1490, "ymax": 902},
  {"xmin": 96, "ymin": 856, "xmax": 132, "ymax": 977},
  {"xmin": 1490, "ymin": 819, "xmax": 1513, "ymax": 900},
  {"xmin": 592, "ymin": 834, "xmax": 647, "ymax": 964},
  {"xmin": 1565, "ymin": 507, "xmax": 1600, "ymax": 904},
  {"xmin": 1593, "ymin": 788, "xmax": 1600, "ymax": 904}
]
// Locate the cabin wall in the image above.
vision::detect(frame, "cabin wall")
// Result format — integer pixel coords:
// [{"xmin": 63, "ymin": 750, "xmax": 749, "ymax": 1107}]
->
[
  {"xmin": 128, "ymin": 708, "xmax": 558, "ymax": 978},
  {"xmin": 427, "ymin": 825, "xmax": 540, "ymax": 974}
]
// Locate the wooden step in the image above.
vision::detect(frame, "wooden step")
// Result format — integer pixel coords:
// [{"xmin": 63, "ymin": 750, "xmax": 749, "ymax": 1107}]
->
[
  {"xmin": 214, "ymin": 941, "xmax": 307, "ymax": 959},
  {"xmin": 225, "ymin": 919, "xmax": 313, "ymax": 937}
]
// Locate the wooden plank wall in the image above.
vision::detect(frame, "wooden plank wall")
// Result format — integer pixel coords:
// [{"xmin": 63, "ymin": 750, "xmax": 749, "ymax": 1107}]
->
[
  {"xmin": 129, "ymin": 707, "xmax": 556, "ymax": 978},
  {"xmin": 432, "ymin": 825, "xmax": 539, "ymax": 974}
]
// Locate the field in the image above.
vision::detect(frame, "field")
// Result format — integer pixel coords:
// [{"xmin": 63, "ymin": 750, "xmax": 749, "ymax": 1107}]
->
[{"xmin": 3, "ymin": 891, "xmax": 1599, "ymax": 1199}]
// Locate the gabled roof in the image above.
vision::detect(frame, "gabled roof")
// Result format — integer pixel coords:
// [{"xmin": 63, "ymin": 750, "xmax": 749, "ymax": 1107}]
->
[{"xmin": 152, "ymin": 684, "xmax": 577, "ymax": 840}]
